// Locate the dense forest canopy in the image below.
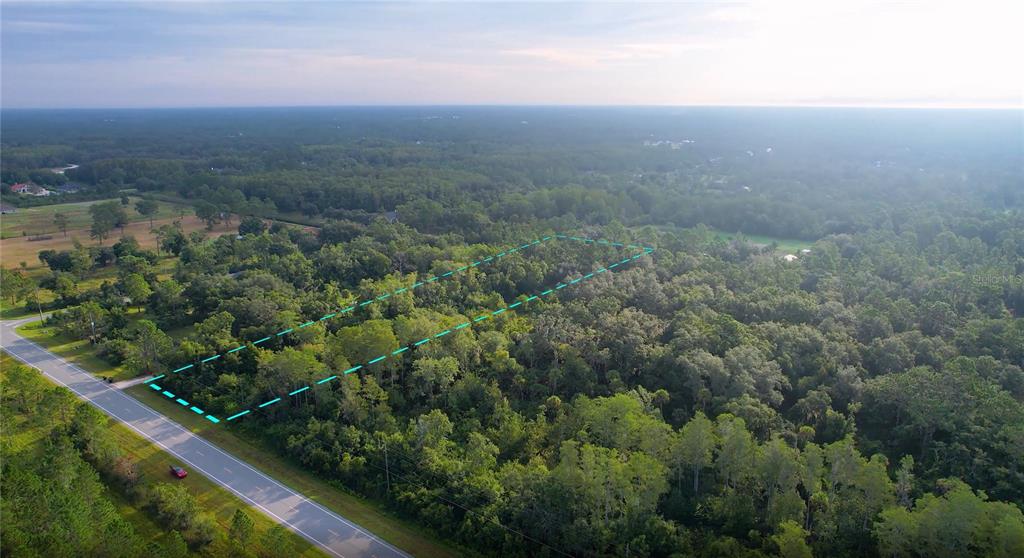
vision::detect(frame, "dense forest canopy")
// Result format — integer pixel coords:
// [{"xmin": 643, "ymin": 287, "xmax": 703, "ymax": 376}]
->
[
  {"xmin": 3, "ymin": 107, "xmax": 1020, "ymax": 239},
  {"xmin": 2, "ymin": 107, "xmax": 1022, "ymax": 558}
]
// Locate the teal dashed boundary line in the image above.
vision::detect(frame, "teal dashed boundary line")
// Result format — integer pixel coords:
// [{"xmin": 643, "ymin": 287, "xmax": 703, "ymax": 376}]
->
[
  {"xmin": 149, "ymin": 382, "xmax": 219, "ymax": 423},
  {"xmin": 147, "ymin": 235, "xmax": 556, "ymax": 382},
  {"xmin": 145, "ymin": 233, "xmax": 654, "ymax": 424},
  {"xmin": 221, "ymin": 240, "xmax": 654, "ymax": 423}
]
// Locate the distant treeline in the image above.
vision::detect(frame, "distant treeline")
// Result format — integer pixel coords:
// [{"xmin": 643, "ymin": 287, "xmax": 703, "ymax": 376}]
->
[{"xmin": 2, "ymin": 108, "xmax": 1020, "ymax": 239}]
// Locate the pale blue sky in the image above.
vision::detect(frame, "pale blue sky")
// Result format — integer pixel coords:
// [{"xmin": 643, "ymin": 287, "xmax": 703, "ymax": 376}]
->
[{"xmin": 2, "ymin": 1, "xmax": 1021, "ymax": 108}]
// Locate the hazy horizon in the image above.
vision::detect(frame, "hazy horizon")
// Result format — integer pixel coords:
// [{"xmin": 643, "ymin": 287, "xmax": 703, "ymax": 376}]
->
[
  {"xmin": 3, "ymin": 104, "xmax": 1022, "ymax": 112},
  {"xmin": 3, "ymin": 1, "xmax": 1022, "ymax": 110}
]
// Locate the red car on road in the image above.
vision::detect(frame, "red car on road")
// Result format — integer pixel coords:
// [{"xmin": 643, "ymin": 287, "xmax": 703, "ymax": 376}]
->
[{"xmin": 170, "ymin": 465, "xmax": 188, "ymax": 479}]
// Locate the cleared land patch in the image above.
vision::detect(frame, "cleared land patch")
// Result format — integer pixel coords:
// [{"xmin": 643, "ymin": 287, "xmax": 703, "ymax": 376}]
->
[
  {"xmin": 0, "ymin": 196, "xmax": 181, "ymax": 239},
  {"xmin": 1, "ymin": 214, "xmax": 235, "ymax": 269}
]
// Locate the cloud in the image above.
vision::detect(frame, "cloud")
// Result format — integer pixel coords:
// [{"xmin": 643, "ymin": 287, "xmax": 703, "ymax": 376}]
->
[
  {"xmin": 3, "ymin": 19, "xmax": 98, "ymax": 33},
  {"xmin": 501, "ymin": 47, "xmax": 628, "ymax": 67},
  {"xmin": 1, "ymin": 1, "xmax": 1021, "ymax": 108},
  {"xmin": 1, "ymin": 45, "xmax": 508, "ymax": 108},
  {"xmin": 502, "ymin": 40, "xmax": 726, "ymax": 68}
]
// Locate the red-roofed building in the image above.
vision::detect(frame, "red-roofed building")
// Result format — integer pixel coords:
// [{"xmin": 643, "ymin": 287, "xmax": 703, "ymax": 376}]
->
[{"xmin": 9, "ymin": 183, "xmax": 52, "ymax": 196}]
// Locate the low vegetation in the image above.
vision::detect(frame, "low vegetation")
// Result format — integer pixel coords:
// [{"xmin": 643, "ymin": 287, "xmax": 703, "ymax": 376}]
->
[{"xmin": 0, "ymin": 354, "xmax": 323, "ymax": 558}]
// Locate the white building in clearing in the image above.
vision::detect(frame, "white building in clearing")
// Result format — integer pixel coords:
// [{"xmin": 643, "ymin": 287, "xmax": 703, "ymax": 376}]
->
[{"xmin": 782, "ymin": 254, "xmax": 799, "ymax": 262}]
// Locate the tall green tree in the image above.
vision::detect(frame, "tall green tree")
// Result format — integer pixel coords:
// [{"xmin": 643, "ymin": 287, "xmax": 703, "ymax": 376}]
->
[
  {"xmin": 238, "ymin": 215, "xmax": 266, "ymax": 236},
  {"xmin": 258, "ymin": 525, "xmax": 295, "ymax": 558},
  {"xmin": 228, "ymin": 508, "xmax": 255, "ymax": 546},
  {"xmin": 125, "ymin": 320, "xmax": 172, "ymax": 374},
  {"xmin": 89, "ymin": 201, "xmax": 126, "ymax": 244},
  {"xmin": 135, "ymin": 198, "xmax": 159, "ymax": 229},
  {"xmin": 53, "ymin": 211, "xmax": 69, "ymax": 237},
  {"xmin": 0, "ymin": 268, "xmax": 31, "ymax": 306},
  {"xmin": 773, "ymin": 520, "xmax": 813, "ymax": 558},
  {"xmin": 195, "ymin": 200, "xmax": 221, "ymax": 230},
  {"xmin": 674, "ymin": 411, "xmax": 717, "ymax": 494},
  {"xmin": 122, "ymin": 273, "xmax": 153, "ymax": 311}
]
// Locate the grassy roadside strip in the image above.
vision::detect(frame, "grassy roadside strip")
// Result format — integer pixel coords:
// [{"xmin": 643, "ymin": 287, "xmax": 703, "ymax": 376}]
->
[
  {"xmin": 0, "ymin": 352, "xmax": 324, "ymax": 557},
  {"xmin": 15, "ymin": 322, "xmax": 466, "ymax": 558}
]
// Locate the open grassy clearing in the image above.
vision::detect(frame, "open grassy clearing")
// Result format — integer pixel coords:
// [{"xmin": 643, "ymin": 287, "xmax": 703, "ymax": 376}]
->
[
  {"xmin": 641, "ymin": 224, "xmax": 816, "ymax": 253},
  {"xmin": 148, "ymin": 192, "xmax": 325, "ymax": 230},
  {"xmin": 708, "ymin": 229, "xmax": 816, "ymax": 253},
  {"xmin": 0, "ymin": 353, "xmax": 324, "ymax": 557},
  {"xmin": 1, "ymin": 214, "xmax": 235, "ymax": 269},
  {"xmin": 14, "ymin": 323, "xmax": 466, "ymax": 558},
  {"xmin": 1, "ymin": 196, "xmax": 183, "ymax": 239}
]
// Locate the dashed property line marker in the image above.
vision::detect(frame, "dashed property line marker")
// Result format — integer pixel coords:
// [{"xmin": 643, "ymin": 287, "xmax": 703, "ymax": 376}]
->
[
  {"xmin": 163, "ymin": 234, "xmax": 556, "ymax": 377},
  {"xmin": 177, "ymin": 232, "xmax": 652, "ymax": 381},
  {"xmin": 258, "ymin": 397, "xmax": 281, "ymax": 408},
  {"xmin": 148, "ymin": 382, "xmax": 222, "ymax": 423},
  {"xmin": 221, "ymin": 243, "xmax": 651, "ymax": 424},
  {"xmin": 156, "ymin": 234, "xmax": 651, "ymax": 424},
  {"xmin": 227, "ymin": 410, "xmax": 251, "ymax": 421}
]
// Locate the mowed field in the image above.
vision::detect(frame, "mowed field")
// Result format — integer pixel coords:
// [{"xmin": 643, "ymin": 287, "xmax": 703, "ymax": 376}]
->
[
  {"xmin": 1, "ymin": 196, "xmax": 182, "ymax": 239},
  {"xmin": 1, "ymin": 214, "xmax": 236, "ymax": 269}
]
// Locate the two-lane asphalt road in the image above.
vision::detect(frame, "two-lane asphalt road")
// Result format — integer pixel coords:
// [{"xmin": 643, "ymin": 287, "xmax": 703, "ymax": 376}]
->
[{"xmin": 0, "ymin": 317, "xmax": 408, "ymax": 558}]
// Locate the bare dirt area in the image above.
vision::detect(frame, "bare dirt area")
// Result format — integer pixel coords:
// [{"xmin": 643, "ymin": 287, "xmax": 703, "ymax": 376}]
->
[{"xmin": 1, "ymin": 215, "xmax": 236, "ymax": 269}]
